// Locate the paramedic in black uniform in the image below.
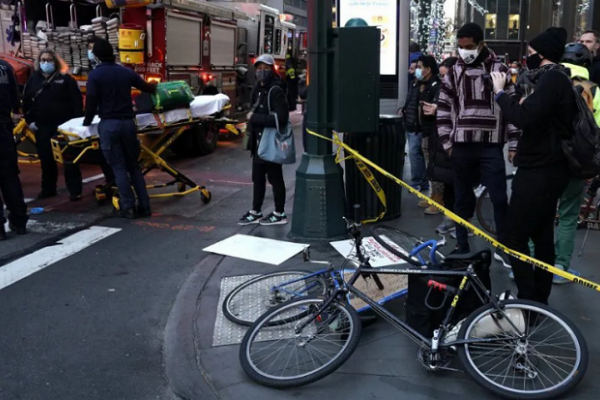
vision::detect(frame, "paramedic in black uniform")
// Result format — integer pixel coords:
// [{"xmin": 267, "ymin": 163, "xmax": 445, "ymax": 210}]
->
[
  {"xmin": 0, "ymin": 59, "xmax": 28, "ymax": 240},
  {"xmin": 83, "ymin": 38, "xmax": 156, "ymax": 219}
]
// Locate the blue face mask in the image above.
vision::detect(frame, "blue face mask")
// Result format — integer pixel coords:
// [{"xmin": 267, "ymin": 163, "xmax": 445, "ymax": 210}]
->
[
  {"xmin": 415, "ymin": 68, "xmax": 424, "ymax": 81},
  {"xmin": 88, "ymin": 49, "xmax": 96, "ymax": 62},
  {"xmin": 256, "ymin": 69, "xmax": 273, "ymax": 83},
  {"xmin": 40, "ymin": 61, "xmax": 55, "ymax": 75}
]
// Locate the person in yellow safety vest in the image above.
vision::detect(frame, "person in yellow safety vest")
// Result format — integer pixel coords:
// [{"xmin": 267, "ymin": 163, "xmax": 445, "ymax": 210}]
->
[
  {"xmin": 547, "ymin": 42, "xmax": 600, "ymax": 283},
  {"xmin": 285, "ymin": 54, "xmax": 298, "ymax": 111}
]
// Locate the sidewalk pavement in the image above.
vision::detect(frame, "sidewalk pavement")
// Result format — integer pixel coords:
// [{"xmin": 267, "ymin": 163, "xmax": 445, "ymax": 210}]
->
[{"xmin": 165, "ymin": 150, "xmax": 600, "ymax": 400}]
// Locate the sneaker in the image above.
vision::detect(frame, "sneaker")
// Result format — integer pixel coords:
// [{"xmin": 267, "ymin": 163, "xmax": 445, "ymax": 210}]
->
[
  {"xmin": 435, "ymin": 218, "xmax": 455, "ymax": 234},
  {"xmin": 137, "ymin": 207, "xmax": 152, "ymax": 218},
  {"xmin": 69, "ymin": 193, "xmax": 82, "ymax": 202},
  {"xmin": 553, "ymin": 266, "xmax": 581, "ymax": 285},
  {"xmin": 424, "ymin": 204, "xmax": 442, "ymax": 215},
  {"xmin": 238, "ymin": 210, "xmax": 263, "ymax": 226},
  {"xmin": 494, "ymin": 252, "xmax": 512, "ymax": 269},
  {"xmin": 260, "ymin": 212, "xmax": 288, "ymax": 226}
]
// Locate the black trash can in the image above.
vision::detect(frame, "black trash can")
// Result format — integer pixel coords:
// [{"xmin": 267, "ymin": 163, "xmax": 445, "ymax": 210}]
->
[{"xmin": 344, "ymin": 115, "xmax": 406, "ymax": 221}]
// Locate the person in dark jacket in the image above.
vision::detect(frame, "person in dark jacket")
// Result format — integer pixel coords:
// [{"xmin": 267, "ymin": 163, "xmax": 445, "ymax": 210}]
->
[
  {"xmin": 429, "ymin": 56, "xmax": 458, "ymax": 234},
  {"xmin": 84, "ymin": 38, "xmax": 157, "ymax": 219},
  {"xmin": 579, "ymin": 30, "xmax": 600, "ymax": 85},
  {"xmin": 402, "ymin": 58, "xmax": 429, "ymax": 192},
  {"xmin": 239, "ymin": 54, "xmax": 290, "ymax": 226},
  {"xmin": 23, "ymin": 49, "xmax": 84, "ymax": 201},
  {"xmin": 414, "ymin": 55, "xmax": 443, "ymax": 214},
  {"xmin": 491, "ymin": 27, "xmax": 574, "ymax": 305},
  {"xmin": 0, "ymin": 59, "xmax": 28, "ymax": 240}
]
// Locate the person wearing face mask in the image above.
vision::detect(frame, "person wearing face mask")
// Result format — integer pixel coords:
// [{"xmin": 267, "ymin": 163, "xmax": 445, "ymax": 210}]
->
[
  {"xmin": 414, "ymin": 55, "xmax": 443, "ymax": 212},
  {"xmin": 23, "ymin": 49, "xmax": 84, "ymax": 201},
  {"xmin": 437, "ymin": 23, "xmax": 521, "ymax": 264},
  {"xmin": 491, "ymin": 27, "xmax": 575, "ymax": 304},
  {"xmin": 239, "ymin": 54, "xmax": 290, "ymax": 226},
  {"xmin": 400, "ymin": 57, "xmax": 432, "ymax": 193}
]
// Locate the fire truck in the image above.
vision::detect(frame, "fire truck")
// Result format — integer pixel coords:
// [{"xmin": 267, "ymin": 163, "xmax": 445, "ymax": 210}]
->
[
  {"xmin": 2, "ymin": 0, "xmax": 248, "ymax": 155},
  {"xmin": 211, "ymin": 2, "xmax": 307, "ymax": 111}
]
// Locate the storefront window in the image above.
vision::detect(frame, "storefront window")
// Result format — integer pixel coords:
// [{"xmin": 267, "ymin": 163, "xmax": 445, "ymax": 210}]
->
[
  {"xmin": 485, "ymin": 0, "xmax": 498, "ymax": 39},
  {"xmin": 508, "ymin": 14, "xmax": 520, "ymax": 40},
  {"xmin": 485, "ymin": 14, "xmax": 497, "ymax": 39},
  {"xmin": 275, "ymin": 29, "xmax": 282, "ymax": 55}
]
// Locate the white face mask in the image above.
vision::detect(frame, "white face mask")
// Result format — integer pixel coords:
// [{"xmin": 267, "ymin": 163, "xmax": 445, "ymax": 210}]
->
[
  {"xmin": 510, "ymin": 68, "xmax": 519, "ymax": 74},
  {"xmin": 458, "ymin": 47, "xmax": 480, "ymax": 64}
]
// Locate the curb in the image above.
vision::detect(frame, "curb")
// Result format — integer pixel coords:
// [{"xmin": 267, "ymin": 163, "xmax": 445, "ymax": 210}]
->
[
  {"xmin": 164, "ymin": 254, "xmax": 225, "ymax": 400},
  {"xmin": 164, "ymin": 182, "xmax": 298, "ymax": 399}
]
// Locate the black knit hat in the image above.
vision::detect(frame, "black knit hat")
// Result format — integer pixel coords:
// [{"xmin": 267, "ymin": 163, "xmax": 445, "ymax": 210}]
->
[
  {"xmin": 529, "ymin": 27, "xmax": 568, "ymax": 63},
  {"xmin": 92, "ymin": 37, "xmax": 115, "ymax": 63}
]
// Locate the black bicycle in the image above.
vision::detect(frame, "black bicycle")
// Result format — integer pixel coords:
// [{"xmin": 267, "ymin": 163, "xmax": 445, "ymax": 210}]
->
[{"xmin": 239, "ymin": 211, "xmax": 588, "ymax": 400}]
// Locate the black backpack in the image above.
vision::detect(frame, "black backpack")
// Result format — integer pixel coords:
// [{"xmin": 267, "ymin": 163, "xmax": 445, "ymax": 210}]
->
[{"xmin": 561, "ymin": 73, "xmax": 600, "ymax": 179}]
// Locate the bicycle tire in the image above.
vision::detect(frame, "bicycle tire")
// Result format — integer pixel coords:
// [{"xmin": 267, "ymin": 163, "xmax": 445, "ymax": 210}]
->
[
  {"xmin": 458, "ymin": 299, "xmax": 588, "ymax": 400},
  {"xmin": 476, "ymin": 186, "xmax": 497, "ymax": 236},
  {"xmin": 371, "ymin": 225, "xmax": 445, "ymax": 267},
  {"xmin": 222, "ymin": 270, "xmax": 328, "ymax": 327},
  {"xmin": 239, "ymin": 296, "xmax": 361, "ymax": 388}
]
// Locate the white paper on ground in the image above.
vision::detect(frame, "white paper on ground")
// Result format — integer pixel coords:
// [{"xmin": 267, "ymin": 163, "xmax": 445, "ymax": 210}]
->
[
  {"xmin": 203, "ymin": 234, "xmax": 309, "ymax": 266},
  {"xmin": 330, "ymin": 236, "xmax": 408, "ymax": 267}
]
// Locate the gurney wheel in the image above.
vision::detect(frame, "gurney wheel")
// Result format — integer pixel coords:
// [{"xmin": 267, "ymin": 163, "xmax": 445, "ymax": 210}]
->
[
  {"xmin": 201, "ymin": 187, "xmax": 212, "ymax": 204},
  {"xmin": 177, "ymin": 182, "xmax": 186, "ymax": 193}
]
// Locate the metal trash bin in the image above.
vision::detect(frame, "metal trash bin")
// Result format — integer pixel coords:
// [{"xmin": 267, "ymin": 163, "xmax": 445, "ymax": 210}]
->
[{"xmin": 344, "ymin": 115, "xmax": 406, "ymax": 221}]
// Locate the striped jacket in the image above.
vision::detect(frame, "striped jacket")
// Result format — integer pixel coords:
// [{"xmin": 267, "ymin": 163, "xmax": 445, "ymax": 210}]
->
[{"xmin": 437, "ymin": 50, "xmax": 521, "ymax": 151}]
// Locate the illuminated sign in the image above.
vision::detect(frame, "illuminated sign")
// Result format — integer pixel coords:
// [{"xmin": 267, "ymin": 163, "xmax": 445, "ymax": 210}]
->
[{"xmin": 339, "ymin": 0, "xmax": 398, "ymax": 75}]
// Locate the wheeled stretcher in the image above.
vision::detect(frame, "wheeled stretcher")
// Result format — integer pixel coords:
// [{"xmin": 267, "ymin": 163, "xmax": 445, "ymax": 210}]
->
[{"xmin": 47, "ymin": 94, "xmax": 235, "ymax": 207}]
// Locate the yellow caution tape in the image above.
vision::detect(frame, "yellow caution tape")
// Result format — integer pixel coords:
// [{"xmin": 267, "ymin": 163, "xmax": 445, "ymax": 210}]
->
[
  {"xmin": 354, "ymin": 159, "xmax": 387, "ymax": 224},
  {"xmin": 307, "ymin": 128, "xmax": 600, "ymax": 292}
]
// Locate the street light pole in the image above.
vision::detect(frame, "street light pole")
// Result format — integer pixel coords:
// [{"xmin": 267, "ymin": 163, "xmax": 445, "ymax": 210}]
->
[{"xmin": 290, "ymin": 0, "xmax": 346, "ymax": 240}]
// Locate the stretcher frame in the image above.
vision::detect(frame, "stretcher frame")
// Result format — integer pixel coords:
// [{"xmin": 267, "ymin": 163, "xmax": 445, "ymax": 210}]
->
[
  {"xmin": 50, "ymin": 109, "xmax": 237, "ymax": 208},
  {"xmin": 13, "ymin": 119, "xmax": 41, "ymax": 164}
]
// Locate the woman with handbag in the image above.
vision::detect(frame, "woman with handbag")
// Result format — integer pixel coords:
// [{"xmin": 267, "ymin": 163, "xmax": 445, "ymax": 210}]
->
[
  {"xmin": 239, "ymin": 54, "xmax": 290, "ymax": 226},
  {"xmin": 23, "ymin": 49, "xmax": 84, "ymax": 201}
]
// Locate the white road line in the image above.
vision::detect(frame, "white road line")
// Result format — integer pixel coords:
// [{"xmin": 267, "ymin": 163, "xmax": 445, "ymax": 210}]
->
[
  {"xmin": 0, "ymin": 226, "xmax": 121, "ymax": 291},
  {"xmin": 82, "ymin": 174, "xmax": 104, "ymax": 184}
]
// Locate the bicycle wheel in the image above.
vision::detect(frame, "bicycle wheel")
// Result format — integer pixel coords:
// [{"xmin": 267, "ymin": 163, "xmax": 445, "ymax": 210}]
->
[
  {"xmin": 239, "ymin": 296, "xmax": 361, "ymax": 388},
  {"xmin": 458, "ymin": 299, "xmax": 588, "ymax": 400},
  {"xmin": 371, "ymin": 225, "xmax": 445, "ymax": 267},
  {"xmin": 222, "ymin": 270, "xmax": 328, "ymax": 327}
]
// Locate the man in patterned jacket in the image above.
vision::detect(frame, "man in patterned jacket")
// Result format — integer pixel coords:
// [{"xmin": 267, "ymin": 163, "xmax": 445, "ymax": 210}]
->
[{"xmin": 437, "ymin": 23, "xmax": 521, "ymax": 266}]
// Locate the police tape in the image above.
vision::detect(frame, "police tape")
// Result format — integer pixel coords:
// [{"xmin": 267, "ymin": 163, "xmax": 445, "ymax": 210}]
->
[
  {"xmin": 354, "ymin": 158, "xmax": 387, "ymax": 224},
  {"xmin": 307, "ymin": 128, "xmax": 600, "ymax": 292}
]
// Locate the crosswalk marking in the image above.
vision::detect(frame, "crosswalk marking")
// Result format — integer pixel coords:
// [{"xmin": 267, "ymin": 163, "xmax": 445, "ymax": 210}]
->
[{"xmin": 0, "ymin": 226, "xmax": 121, "ymax": 291}]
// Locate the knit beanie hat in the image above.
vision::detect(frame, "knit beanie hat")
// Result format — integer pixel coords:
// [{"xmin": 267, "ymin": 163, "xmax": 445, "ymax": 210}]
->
[
  {"xmin": 92, "ymin": 38, "xmax": 115, "ymax": 62},
  {"xmin": 529, "ymin": 27, "xmax": 568, "ymax": 63}
]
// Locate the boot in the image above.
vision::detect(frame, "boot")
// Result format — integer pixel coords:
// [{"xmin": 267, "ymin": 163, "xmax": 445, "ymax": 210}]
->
[
  {"xmin": 418, "ymin": 189, "xmax": 432, "ymax": 208},
  {"xmin": 425, "ymin": 192, "xmax": 444, "ymax": 215}
]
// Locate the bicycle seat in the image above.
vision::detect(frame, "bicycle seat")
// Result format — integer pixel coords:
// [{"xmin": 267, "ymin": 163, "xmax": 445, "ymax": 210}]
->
[{"xmin": 444, "ymin": 249, "xmax": 492, "ymax": 264}]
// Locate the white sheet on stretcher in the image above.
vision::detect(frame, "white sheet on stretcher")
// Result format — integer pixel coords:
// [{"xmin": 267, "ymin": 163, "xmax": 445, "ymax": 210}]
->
[{"xmin": 58, "ymin": 94, "xmax": 230, "ymax": 141}]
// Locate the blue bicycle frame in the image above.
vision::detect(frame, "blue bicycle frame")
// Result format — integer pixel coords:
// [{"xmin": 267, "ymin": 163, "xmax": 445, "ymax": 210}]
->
[{"xmin": 268, "ymin": 239, "xmax": 444, "ymax": 312}]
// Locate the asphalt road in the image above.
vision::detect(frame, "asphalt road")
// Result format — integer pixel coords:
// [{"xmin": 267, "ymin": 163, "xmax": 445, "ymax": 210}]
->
[{"xmin": 0, "ymin": 112, "xmax": 303, "ymax": 400}]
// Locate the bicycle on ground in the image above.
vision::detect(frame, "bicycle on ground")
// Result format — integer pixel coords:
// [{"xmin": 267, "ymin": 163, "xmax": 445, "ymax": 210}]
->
[{"xmin": 239, "ymin": 208, "xmax": 588, "ymax": 400}]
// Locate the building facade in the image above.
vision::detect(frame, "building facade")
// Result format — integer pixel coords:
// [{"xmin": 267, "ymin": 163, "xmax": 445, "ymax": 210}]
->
[{"xmin": 455, "ymin": 0, "xmax": 597, "ymax": 63}]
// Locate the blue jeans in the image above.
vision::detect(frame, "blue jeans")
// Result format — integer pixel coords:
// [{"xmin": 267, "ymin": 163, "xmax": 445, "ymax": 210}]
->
[
  {"xmin": 98, "ymin": 119, "xmax": 150, "ymax": 211},
  {"xmin": 406, "ymin": 131, "xmax": 428, "ymax": 188}
]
